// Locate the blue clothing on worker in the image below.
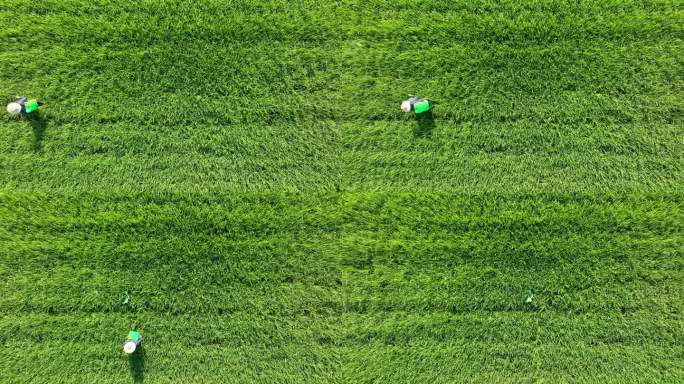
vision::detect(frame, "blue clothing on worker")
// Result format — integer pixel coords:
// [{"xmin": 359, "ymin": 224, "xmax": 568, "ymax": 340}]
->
[{"xmin": 16, "ymin": 97, "xmax": 27, "ymax": 113}]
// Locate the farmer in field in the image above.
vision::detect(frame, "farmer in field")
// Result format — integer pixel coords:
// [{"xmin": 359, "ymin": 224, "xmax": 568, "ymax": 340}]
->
[
  {"xmin": 401, "ymin": 95, "xmax": 431, "ymax": 114},
  {"xmin": 123, "ymin": 322, "xmax": 143, "ymax": 354},
  {"xmin": 6, "ymin": 96, "xmax": 43, "ymax": 116}
]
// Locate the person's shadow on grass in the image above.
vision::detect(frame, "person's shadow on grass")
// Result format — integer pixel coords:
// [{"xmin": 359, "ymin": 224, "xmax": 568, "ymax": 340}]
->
[
  {"xmin": 413, "ymin": 109, "xmax": 436, "ymax": 138},
  {"xmin": 27, "ymin": 112, "xmax": 47, "ymax": 151},
  {"xmin": 129, "ymin": 346, "xmax": 145, "ymax": 383}
]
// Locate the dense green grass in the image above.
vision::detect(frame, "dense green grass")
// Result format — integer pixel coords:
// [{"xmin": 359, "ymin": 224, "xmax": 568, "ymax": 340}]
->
[
  {"xmin": 1, "ymin": 0, "xmax": 680, "ymax": 193},
  {"xmin": 0, "ymin": 0, "xmax": 682, "ymax": 383},
  {"xmin": 1, "ymin": 193, "xmax": 681, "ymax": 382}
]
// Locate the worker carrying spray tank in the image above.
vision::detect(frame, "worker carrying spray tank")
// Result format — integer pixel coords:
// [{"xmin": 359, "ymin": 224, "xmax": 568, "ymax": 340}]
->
[
  {"xmin": 400, "ymin": 95, "xmax": 431, "ymax": 114},
  {"xmin": 6, "ymin": 96, "xmax": 43, "ymax": 116},
  {"xmin": 123, "ymin": 322, "xmax": 143, "ymax": 354}
]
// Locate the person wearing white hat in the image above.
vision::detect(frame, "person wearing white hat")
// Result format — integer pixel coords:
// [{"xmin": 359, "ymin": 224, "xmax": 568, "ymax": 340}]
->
[
  {"xmin": 123, "ymin": 340, "xmax": 138, "ymax": 354},
  {"xmin": 123, "ymin": 323, "xmax": 143, "ymax": 354},
  {"xmin": 6, "ymin": 102, "xmax": 22, "ymax": 116},
  {"xmin": 401, "ymin": 95, "xmax": 431, "ymax": 114},
  {"xmin": 6, "ymin": 96, "xmax": 42, "ymax": 116}
]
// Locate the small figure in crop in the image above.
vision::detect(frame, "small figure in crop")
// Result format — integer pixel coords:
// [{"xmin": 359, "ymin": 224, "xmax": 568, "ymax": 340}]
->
[
  {"xmin": 123, "ymin": 322, "xmax": 143, "ymax": 354},
  {"xmin": 6, "ymin": 96, "xmax": 43, "ymax": 116},
  {"xmin": 401, "ymin": 95, "xmax": 431, "ymax": 114}
]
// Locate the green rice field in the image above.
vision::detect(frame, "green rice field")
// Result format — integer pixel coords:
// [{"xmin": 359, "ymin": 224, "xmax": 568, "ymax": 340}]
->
[{"xmin": 0, "ymin": 1, "xmax": 682, "ymax": 383}]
